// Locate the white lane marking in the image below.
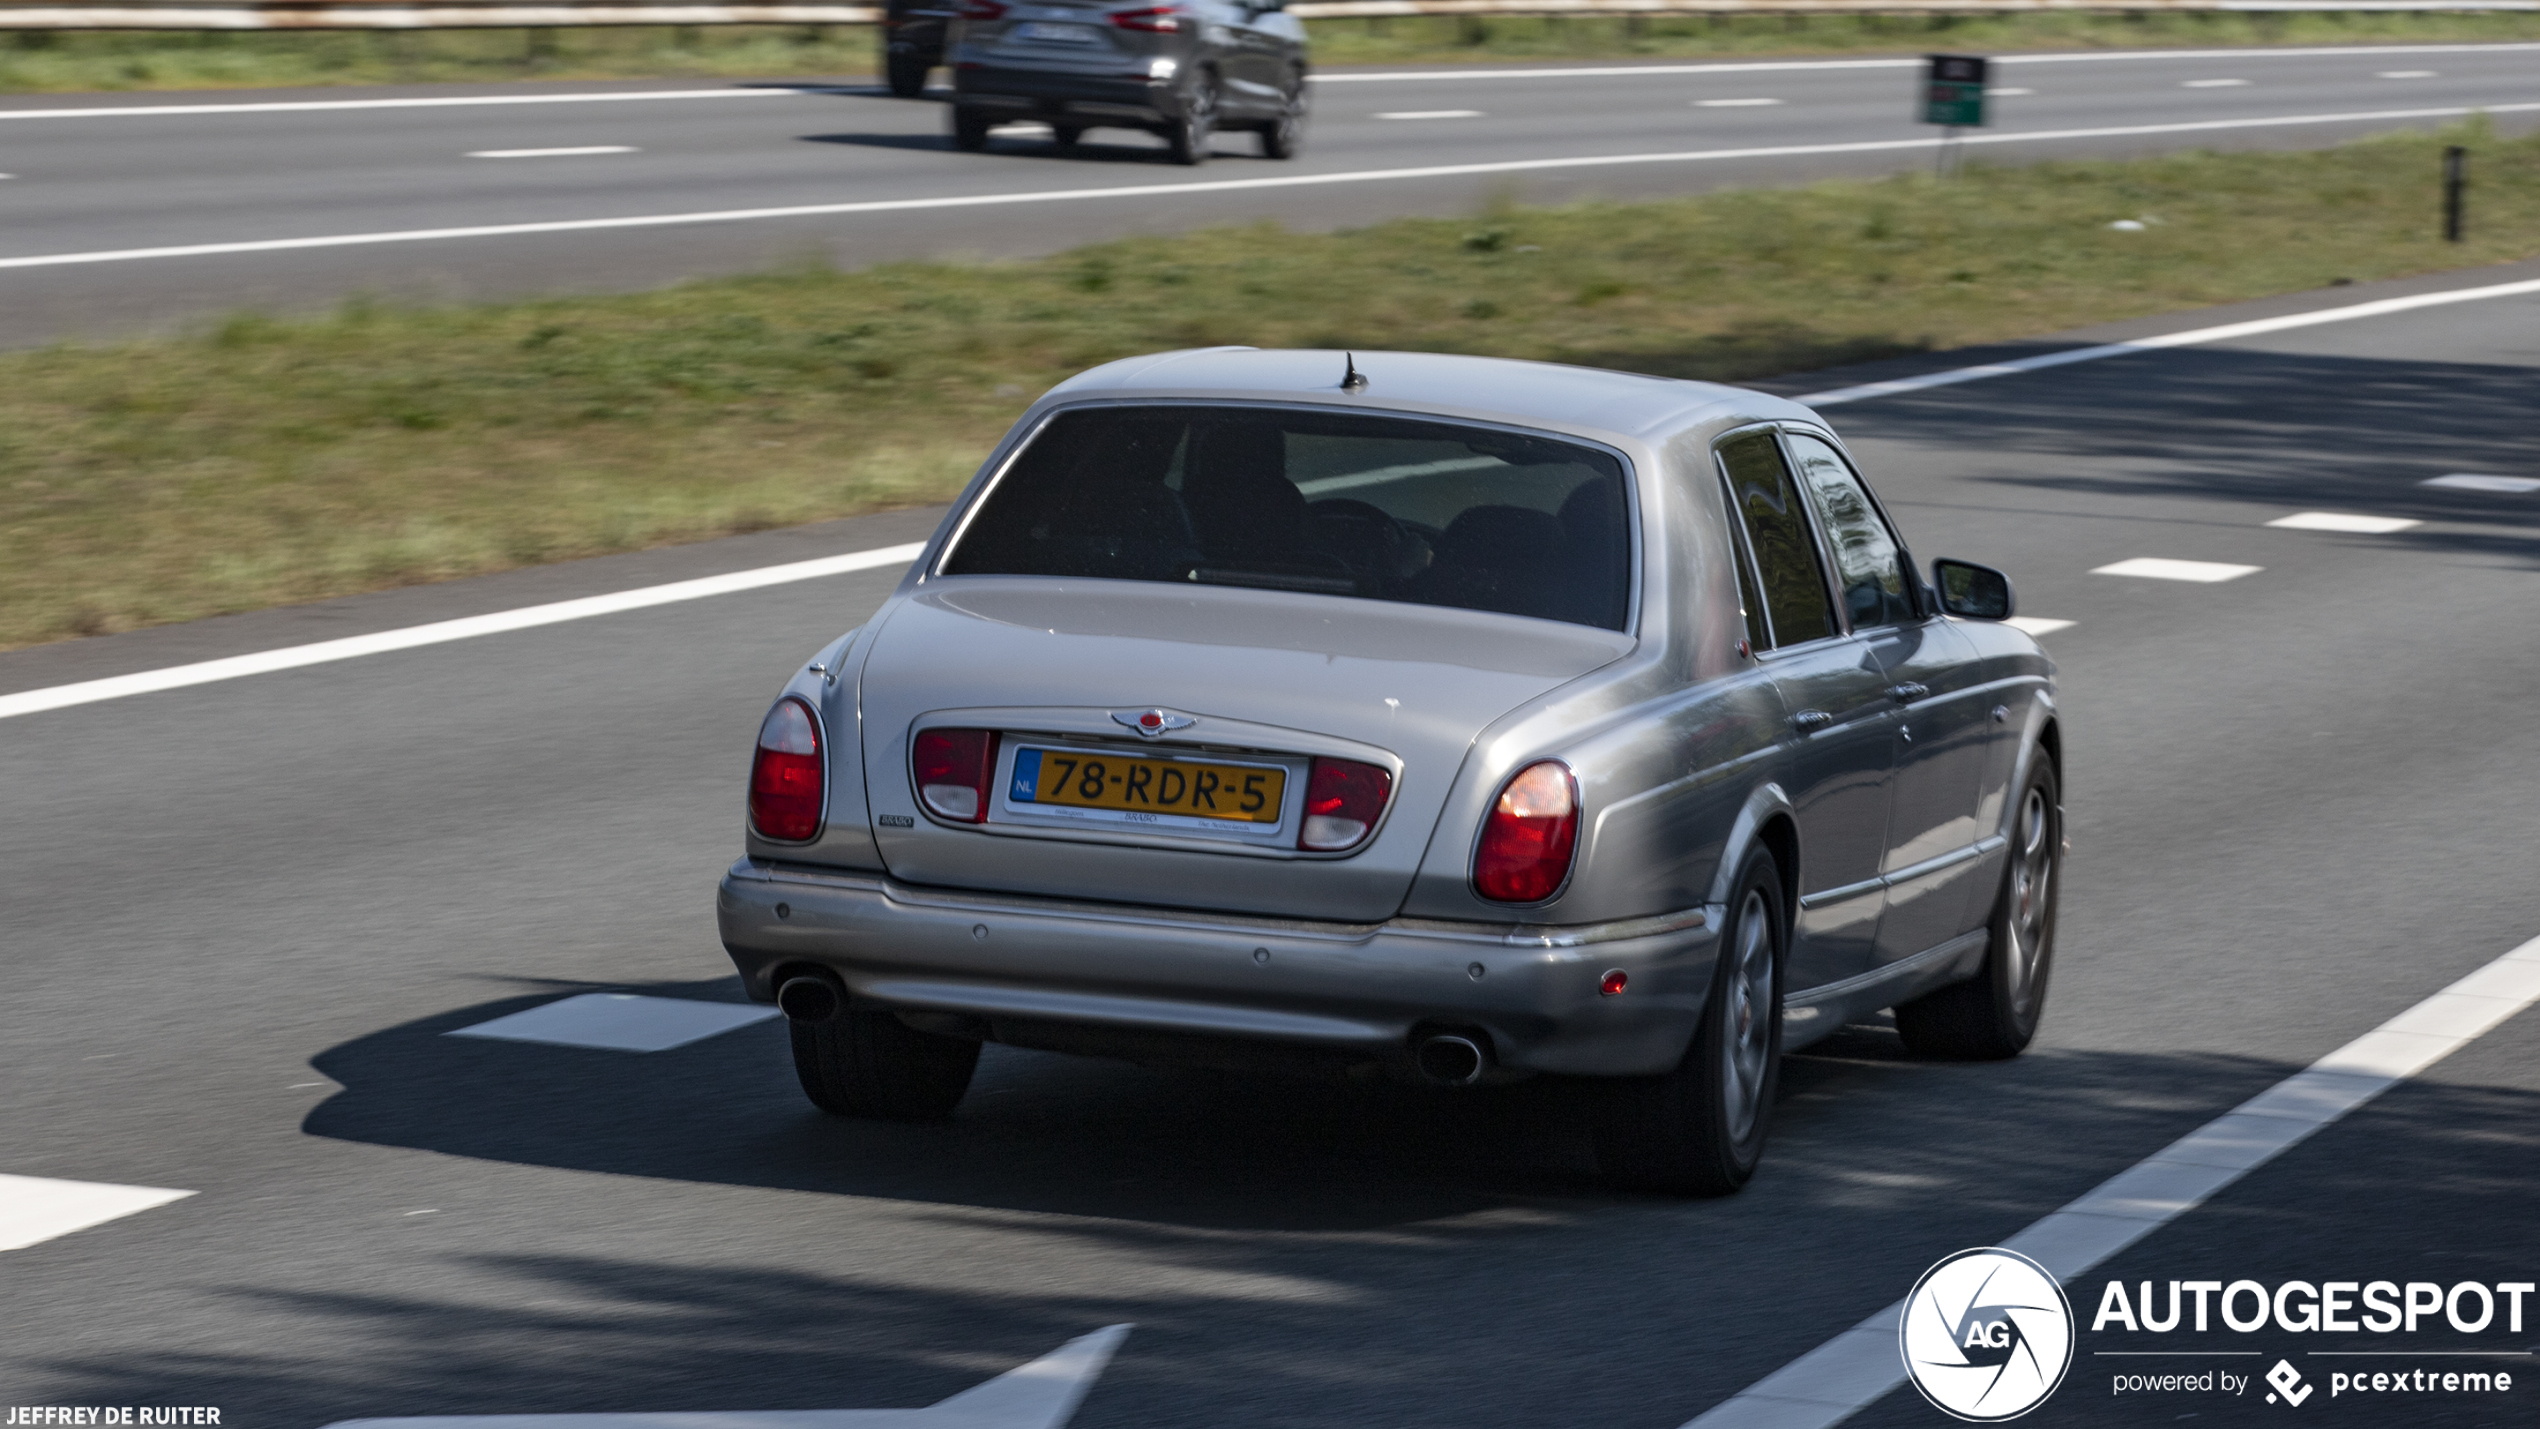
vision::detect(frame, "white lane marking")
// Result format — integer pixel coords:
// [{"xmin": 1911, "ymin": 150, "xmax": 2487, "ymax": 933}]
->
[
  {"xmin": 2425, "ymin": 472, "xmax": 2540, "ymax": 493},
  {"xmin": 449, "ymin": 994, "xmax": 778, "ymax": 1052},
  {"xmin": 2092, "ymin": 557, "xmax": 2261, "ymax": 582},
  {"xmin": 466, "ymin": 146, "xmax": 639, "ymax": 159},
  {"xmin": 2266, "ymin": 511, "xmax": 2422, "ymax": 533},
  {"xmin": 2183, "ymin": 78, "xmax": 2253, "ymax": 88},
  {"xmin": 0, "ymin": 542, "xmax": 925, "ymax": 721},
  {"xmin": 324, "ymin": 1324, "xmax": 1131, "ymax": 1429},
  {"xmin": 1681, "ymin": 932, "xmax": 2540, "ymax": 1429},
  {"xmin": 0, "ymin": 86, "xmax": 846, "ymax": 122},
  {"xmin": 0, "ymin": 1173, "xmax": 194, "ymax": 1253},
  {"xmin": 2003, "ymin": 617, "xmax": 2075, "ymax": 637},
  {"xmin": 1987, "ymin": 87, "xmax": 2036, "ymax": 97},
  {"xmin": 9, "ymin": 102, "xmax": 2538, "ymax": 274},
  {"xmin": 1312, "ymin": 43, "xmax": 2540, "ymax": 83},
  {"xmin": 1694, "ymin": 98, "xmax": 1783, "ymax": 108},
  {"xmin": 1800, "ymin": 271, "xmax": 2540, "ymax": 407},
  {"xmin": 1374, "ymin": 109, "xmax": 1482, "ymax": 120},
  {"xmin": 2377, "ymin": 70, "xmax": 2440, "ymax": 79}
]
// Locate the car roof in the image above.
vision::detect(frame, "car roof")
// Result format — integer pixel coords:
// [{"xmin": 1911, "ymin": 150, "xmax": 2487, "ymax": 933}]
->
[{"xmin": 1039, "ymin": 347, "xmax": 1824, "ymax": 445}]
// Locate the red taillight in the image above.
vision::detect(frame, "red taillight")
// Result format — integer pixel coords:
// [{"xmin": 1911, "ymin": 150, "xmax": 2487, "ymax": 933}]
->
[
  {"xmin": 749, "ymin": 697, "xmax": 824, "ymax": 842},
  {"xmin": 1109, "ymin": 5, "xmax": 1181, "ymax": 30},
  {"xmin": 913, "ymin": 727, "xmax": 998, "ymax": 823},
  {"xmin": 1474, "ymin": 761, "xmax": 1579, "ymax": 903},
  {"xmin": 958, "ymin": 0, "xmax": 1007, "ymax": 17},
  {"xmin": 1298, "ymin": 757, "xmax": 1393, "ymax": 852}
]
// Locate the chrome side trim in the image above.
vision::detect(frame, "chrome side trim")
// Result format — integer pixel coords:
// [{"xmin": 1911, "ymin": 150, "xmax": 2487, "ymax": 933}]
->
[
  {"xmin": 736, "ymin": 859, "xmax": 1718, "ymax": 952},
  {"xmin": 1786, "ymin": 928, "xmax": 1989, "ymax": 1008},
  {"xmin": 1795, "ymin": 834, "xmax": 2006, "ymax": 910}
]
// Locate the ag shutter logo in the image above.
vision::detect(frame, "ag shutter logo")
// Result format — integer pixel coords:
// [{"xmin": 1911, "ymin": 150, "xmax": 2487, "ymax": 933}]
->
[{"xmin": 1900, "ymin": 1247, "xmax": 2077, "ymax": 1421}]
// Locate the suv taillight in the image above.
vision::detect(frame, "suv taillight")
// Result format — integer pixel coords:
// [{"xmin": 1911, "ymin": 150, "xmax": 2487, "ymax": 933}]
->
[
  {"xmin": 749, "ymin": 697, "xmax": 824, "ymax": 842},
  {"xmin": 958, "ymin": 0, "xmax": 1008, "ymax": 17},
  {"xmin": 1299, "ymin": 758, "xmax": 1392, "ymax": 852},
  {"xmin": 913, "ymin": 728, "xmax": 999, "ymax": 823},
  {"xmin": 1109, "ymin": 5, "xmax": 1182, "ymax": 30},
  {"xmin": 1474, "ymin": 761, "xmax": 1579, "ymax": 903}
]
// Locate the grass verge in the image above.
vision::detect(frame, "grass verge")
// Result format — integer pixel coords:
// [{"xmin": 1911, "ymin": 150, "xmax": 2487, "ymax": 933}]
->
[
  {"xmin": 3, "ymin": 12, "xmax": 2540, "ymax": 93},
  {"xmin": 5, "ymin": 121, "xmax": 2535, "ymax": 650}
]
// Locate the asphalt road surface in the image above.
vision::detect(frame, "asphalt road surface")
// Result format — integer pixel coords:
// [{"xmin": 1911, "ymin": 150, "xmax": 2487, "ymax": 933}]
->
[
  {"xmin": 4, "ymin": 259, "xmax": 2537, "ymax": 1428},
  {"xmin": 3, "ymin": 41, "xmax": 2540, "ymax": 345}
]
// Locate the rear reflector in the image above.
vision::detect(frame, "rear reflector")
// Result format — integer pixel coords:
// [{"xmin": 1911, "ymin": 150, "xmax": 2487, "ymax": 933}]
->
[
  {"xmin": 749, "ymin": 697, "xmax": 824, "ymax": 842},
  {"xmin": 913, "ymin": 727, "xmax": 999, "ymax": 823},
  {"xmin": 1299, "ymin": 757, "xmax": 1393, "ymax": 852},
  {"xmin": 1473, "ymin": 761, "xmax": 1579, "ymax": 903}
]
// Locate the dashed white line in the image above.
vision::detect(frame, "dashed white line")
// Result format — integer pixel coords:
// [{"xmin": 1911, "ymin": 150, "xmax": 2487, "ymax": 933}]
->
[
  {"xmin": 1681, "ymin": 930, "xmax": 2540, "ymax": 1429},
  {"xmin": 0, "ymin": 542, "xmax": 926, "ymax": 721},
  {"xmin": 448, "ymin": 993, "xmax": 779, "ymax": 1052},
  {"xmin": 1694, "ymin": 98, "xmax": 1783, "ymax": 108},
  {"xmin": 1374, "ymin": 109, "xmax": 1483, "ymax": 120},
  {"xmin": 466, "ymin": 145, "xmax": 638, "ymax": 159},
  {"xmin": 2377, "ymin": 70, "xmax": 2440, "ymax": 79},
  {"xmin": 9, "ymin": 102, "xmax": 2540, "ymax": 275},
  {"xmin": 2425, "ymin": 473, "xmax": 2540, "ymax": 493},
  {"xmin": 0, "ymin": 1173, "xmax": 194, "ymax": 1253},
  {"xmin": 2266, "ymin": 511, "xmax": 2422, "ymax": 533},
  {"xmin": 2004, "ymin": 617, "xmax": 2075, "ymax": 637},
  {"xmin": 2183, "ymin": 78, "xmax": 2252, "ymax": 88},
  {"xmin": 1987, "ymin": 87, "xmax": 2036, "ymax": 97},
  {"xmin": 2093, "ymin": 557, "xmax": 2260, "ymax": 582}
]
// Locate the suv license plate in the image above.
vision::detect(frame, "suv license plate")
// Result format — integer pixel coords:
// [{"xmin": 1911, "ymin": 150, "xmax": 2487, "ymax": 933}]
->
[
  {"xmin": 1012, "ymin": 21, "xmax": 1100, "ymax": 43},
  {"xmin": 1009, "ymin": 746, "xmax": 1285, "ymax": 831}
]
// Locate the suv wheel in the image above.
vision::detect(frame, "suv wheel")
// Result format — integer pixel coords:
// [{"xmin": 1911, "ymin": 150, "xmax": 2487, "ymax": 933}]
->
[
  {"xmin": 949, "ymin": 105, "xmax": 993, "ymax": 152},
  {"xmin": 1166, "ymin": 73, "xmax": 1217, "ymax": 166},
  {"xmin": 1258, "ymin": 73, "xmax": 1305, "ymax": 160},
  {"xmin": 884, "ymin": 49, "xmax": 930, "ymax": 99}
]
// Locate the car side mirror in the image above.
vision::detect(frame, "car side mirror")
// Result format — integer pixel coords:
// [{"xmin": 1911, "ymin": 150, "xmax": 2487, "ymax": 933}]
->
[{"xmin": 1933, "ymin": 559, "xmax": 2016, "ymax": 620}]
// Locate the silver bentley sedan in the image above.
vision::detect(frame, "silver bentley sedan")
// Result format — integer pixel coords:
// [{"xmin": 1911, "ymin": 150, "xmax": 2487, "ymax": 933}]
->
[{"xmin": 716, "ymin": 348, "xmax": 2062, "ymax": 1195}]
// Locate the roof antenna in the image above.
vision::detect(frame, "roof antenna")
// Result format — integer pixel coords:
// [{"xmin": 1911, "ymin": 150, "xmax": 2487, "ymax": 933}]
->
[{"xmin": 1340, "ymin": 352, "xmax": 1368, "ymax": 393}]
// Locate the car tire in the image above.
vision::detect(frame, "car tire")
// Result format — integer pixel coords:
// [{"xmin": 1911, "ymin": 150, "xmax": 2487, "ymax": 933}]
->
[
  {"xmin": 1052, "ymin": 124, "xmax": 1085, "ymax": 149},
  {"xmin": 791, "ymin": 1006, "xmax": 981, "ymax": 1120},
  {"xmin": 1257, "ymin": 73, "xmax": 1305, "ymax": 160},
  {"xmin": 885, "ymin": 50, "xmax": 930, "ymax": 99},
  {"xmin": 1895, "ymin": 756, "xmax": 2060, "ymax": 1060},
  {"xmin": 1166, "ymin": 72, "xmax": 1217, "ymax": 166},
  {"xmin": 949, "ymin": 105, "xmax": 993, "ymax": 152},
  {"xmin": 1589, "ymin": 849, "xmax": 1785, "ymax": 1196}
]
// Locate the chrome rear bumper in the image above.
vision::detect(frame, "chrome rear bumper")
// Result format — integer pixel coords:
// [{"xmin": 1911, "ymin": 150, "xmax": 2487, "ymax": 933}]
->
[{"xmin": 717, "ymin": 858, "xmax": 1722, "ymax": 1077}]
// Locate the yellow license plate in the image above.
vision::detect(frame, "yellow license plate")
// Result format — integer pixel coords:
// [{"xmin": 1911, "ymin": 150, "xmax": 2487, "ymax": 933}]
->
[{"xmin": 1008, "ymin": 746, "xmax": 1285, "ymax": 824}]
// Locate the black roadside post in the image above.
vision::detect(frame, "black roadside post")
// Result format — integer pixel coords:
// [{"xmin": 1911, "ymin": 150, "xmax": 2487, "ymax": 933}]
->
[
  {"xmin": 1923, "ymin": 54, "xmax": 1989, "ymax": 177},
  {"xmin": 2444, "ymin": 145, "xmax": 2467, "ymax": 242}
]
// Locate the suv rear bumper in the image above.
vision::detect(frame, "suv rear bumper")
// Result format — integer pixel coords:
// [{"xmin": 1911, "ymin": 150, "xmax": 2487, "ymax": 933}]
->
[
  {"xmin": 952, "ymin": 63, "xmax": 1183, "ymax": 122},
  {"xmin": 718, "ymin": 857, "xmax": 1722, "ymax": 1077}
]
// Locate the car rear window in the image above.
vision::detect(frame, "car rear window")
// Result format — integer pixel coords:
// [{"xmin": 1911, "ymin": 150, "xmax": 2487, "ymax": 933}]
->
[{"xmin": 939, "ymin": 405, "xmax": 1632, "ymax": 630}]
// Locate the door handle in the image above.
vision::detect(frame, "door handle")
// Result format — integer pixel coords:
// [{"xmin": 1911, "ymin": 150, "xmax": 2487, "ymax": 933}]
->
[
  {"xmin": 1887, "ymin": 682, "xmax": 1930, "ymax": 703},
  {"xmin": 1791, "ymin": 709, "xmax": 1834, "ymax": 731}
]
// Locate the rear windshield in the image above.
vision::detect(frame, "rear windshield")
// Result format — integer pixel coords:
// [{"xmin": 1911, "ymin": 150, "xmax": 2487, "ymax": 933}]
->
[{"xmin": 939, "ymin": 405, "xmax": 1632, "ymax": 630}]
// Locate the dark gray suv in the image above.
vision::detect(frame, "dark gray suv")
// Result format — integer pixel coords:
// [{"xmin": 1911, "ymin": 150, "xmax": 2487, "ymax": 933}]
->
[{"xmin": 945, "ymin": 0, "xmax": 1308, "ymax": 164}]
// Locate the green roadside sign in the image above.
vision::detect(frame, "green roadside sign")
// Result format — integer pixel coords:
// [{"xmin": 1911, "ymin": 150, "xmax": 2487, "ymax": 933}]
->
[{"xmin": 1923, "ymin": 54, "xmax": 1989, "ymax": 128}]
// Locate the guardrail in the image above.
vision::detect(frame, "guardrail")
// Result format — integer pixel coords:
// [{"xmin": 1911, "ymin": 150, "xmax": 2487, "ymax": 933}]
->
[{"xmin": 3, "ymin": 0, "xmax": 2535, "ymax": 28}]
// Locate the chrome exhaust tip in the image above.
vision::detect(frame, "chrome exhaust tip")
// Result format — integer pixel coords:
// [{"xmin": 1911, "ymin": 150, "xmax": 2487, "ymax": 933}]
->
[
  {"xmin": 775, "ymin": 974, "xmax": 844, "ymax": 1024},
  {"xmin": 1414, "ymin": 1033, "xmax": 1487, "ymax": 1087}
]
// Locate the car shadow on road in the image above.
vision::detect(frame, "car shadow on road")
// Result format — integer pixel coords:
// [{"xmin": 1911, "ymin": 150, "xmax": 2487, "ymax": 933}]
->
[
  {"xmin": 305, "ymin": 977, "xmax": 2313, "ymax": 1236},
  {"xmin": 796, "ymin": 131, "xmax": 1263, "ymax": 163}
]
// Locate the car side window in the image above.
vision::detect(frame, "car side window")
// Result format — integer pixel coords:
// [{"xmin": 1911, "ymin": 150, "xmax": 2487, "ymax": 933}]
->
[
  {"xmin": 1784, "ymin": 433, "xmax": 1916, "ymax": 631},
  {"xmin": 1717, "ymin": 432, "xmax": 1837, "ymax": 648}
]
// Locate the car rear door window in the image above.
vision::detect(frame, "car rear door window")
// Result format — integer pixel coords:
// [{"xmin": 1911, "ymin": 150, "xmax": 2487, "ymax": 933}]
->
[
  {"xmin": 1717, "ymin": 431, "xmax": 1836, "ymax": 647},
  {"xmin": 940, "ymin": 405, "xmax": 1634, "ymax": 631},
  {"xmin": 1785, "ymin": 432, "xmax": 1917, "ymax": 631}
]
